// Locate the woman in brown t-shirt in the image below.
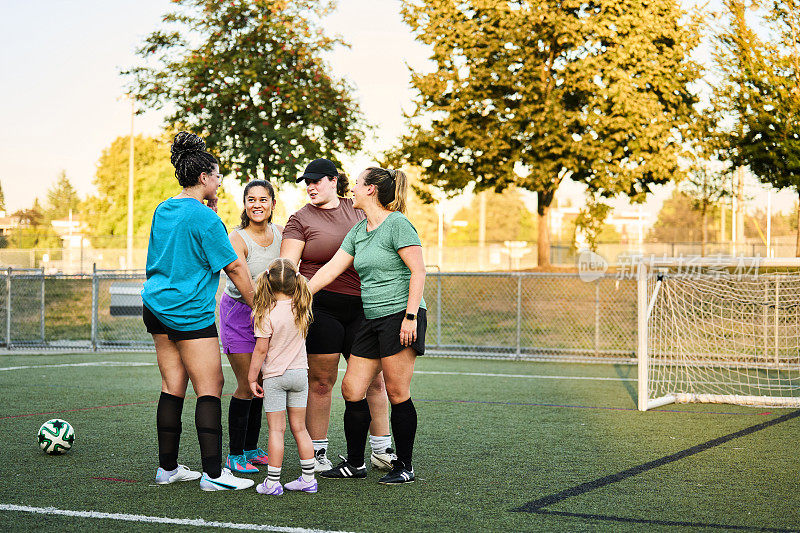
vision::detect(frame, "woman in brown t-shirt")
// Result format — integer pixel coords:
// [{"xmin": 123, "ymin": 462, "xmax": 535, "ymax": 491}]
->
[{"xmin": 281, "ymin": 158, "xmax": 395, "ymax": 473}]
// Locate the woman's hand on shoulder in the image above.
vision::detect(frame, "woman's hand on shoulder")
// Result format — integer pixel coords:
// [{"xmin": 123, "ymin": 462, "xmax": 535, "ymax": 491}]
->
[{"xmin": 206, "ymin": 197, "xmax": 218, "ymax": 212}]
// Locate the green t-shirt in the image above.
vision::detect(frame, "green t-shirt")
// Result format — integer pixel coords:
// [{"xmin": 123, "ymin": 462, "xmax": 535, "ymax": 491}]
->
[{"xmin": 340, "ymin": 211, "xmax": 426, "ymax": 319}]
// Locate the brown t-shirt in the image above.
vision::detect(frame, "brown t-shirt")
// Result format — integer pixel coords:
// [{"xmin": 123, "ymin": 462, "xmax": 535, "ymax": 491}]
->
[{"xmin": 282, "ymin": 197, "xmax": 365, "ymax": 296}]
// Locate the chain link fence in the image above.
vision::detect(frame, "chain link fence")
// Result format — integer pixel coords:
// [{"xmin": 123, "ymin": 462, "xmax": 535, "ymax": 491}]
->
[{"xmin": 0, "ymin": 269, "xmax": 638, "ymax": 362}]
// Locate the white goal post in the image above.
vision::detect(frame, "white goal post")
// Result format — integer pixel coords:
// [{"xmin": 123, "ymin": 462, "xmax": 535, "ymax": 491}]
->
[{"xmin": 637, "ymin": 257, "xmax": 800, "ymax": 411}]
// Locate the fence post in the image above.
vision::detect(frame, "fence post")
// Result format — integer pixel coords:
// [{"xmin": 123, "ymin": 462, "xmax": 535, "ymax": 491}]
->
[
  {"xmin": 774, "ymin": 278, "xmax": 780, "ymax": 365},
  {"xmin": 40, "ymin": 269, "xmax": 45, "ymax": 343},
  {"xmin": 594, "ymin": 281, "xmax": 600, "ymax": 357},
  {"xmin": 515, "ymin": 274, "xmax": 522, "ymax": 360},
  {"xmin": 91, "ymin": 263, "xmax": 98, "ymax": 352},
  {"xmin": 5, "ymin": 267, "xmax": 11, "ymax": 348},
  {"xmin": 436, "ymin": 272, "xmax": 442, "ymax": 348}
]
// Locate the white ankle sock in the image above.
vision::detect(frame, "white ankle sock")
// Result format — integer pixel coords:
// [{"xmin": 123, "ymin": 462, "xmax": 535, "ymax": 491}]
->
[
  {"xmin": 312, "ymin": 438, "xmax": 329, "ymax": 453},
  {"xmin": 267, "ymin": 466, "xmax": 281, "ymax": 485},
  {"xmin": 300, "ymin": 458, "xmax": 315, "ymax": 482},
  {"xmin": 369, "ymin": 434, "xmax": 392, "ymax": 454}
]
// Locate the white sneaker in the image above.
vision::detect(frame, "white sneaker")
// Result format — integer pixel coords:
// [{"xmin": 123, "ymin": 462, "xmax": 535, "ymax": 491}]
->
[
  {"xmin": 370, "ymin": 447, "xmax": 397, "ymax": 471},
  {"xmin": 314, "ymin": 448, "xmax": 333, "ymax": 472},
  {"xmin": 199, "ymin": 467, "xmax": 255, "ymax": 491},
  {"xmin": 155, "ymin": 464, "xmax": 202, "ymax": 484}
]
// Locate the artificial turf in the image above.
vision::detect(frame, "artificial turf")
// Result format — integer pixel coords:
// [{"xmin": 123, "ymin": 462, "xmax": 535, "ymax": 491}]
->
[{"xmin": 1, "ymin": 352, "xmax": 797, "ymax": 532}]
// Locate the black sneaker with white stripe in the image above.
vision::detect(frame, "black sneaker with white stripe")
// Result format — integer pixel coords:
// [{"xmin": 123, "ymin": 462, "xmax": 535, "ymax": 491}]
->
[
  {"xmin": 318, "ymin": 455, "xmax": 367, "ymax": 479},
  {"xmin": 378, "ymin": 460, "xmax": 415, "ymax": 485}
]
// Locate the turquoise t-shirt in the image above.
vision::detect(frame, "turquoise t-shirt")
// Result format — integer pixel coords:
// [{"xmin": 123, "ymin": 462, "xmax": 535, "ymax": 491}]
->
[
  {"xmin": 142, "ymin": 198, "xmax": 237, "ymax": 330},
  {"xmin": 340, "ymin": 211, "xmax": 426, "ymax": 319}
]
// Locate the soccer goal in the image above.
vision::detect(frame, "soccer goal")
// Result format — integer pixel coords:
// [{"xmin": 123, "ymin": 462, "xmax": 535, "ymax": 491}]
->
[{"xmin": 637, "ymin": 257, "xmax": 800, "ymax": 411}]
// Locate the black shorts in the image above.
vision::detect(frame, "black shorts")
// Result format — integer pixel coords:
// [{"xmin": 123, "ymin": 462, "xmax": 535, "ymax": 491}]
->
[
  {"xmin": 143, "ymin": 305, "xmax": 218, "ymax": 342},
  {"xmin": 306, "ymin": 290, "xmax": 365, "ymax": 358},
  {"xmin": 350, "ymin": 309, "xmax": 426, "ymax": 359}
]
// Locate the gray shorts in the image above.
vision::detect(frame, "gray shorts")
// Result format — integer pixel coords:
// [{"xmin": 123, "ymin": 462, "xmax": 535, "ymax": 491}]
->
[{"xmin": 262, "ymin": 368, "xmax": 308, "ymax": 412}]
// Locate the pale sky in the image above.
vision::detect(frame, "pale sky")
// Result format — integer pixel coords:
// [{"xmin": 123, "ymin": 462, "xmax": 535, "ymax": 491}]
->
[{"xmin": 0, "ymin": 0, "xmax": 794, "ymax": 219}]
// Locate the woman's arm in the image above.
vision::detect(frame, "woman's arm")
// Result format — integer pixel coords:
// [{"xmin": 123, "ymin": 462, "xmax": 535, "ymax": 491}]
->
[
  {"xmin": 223, "ymin": 257, "xmax": 254, "ymax": 308},
  {"xmin": 397, "ymin": 245, "xmax": 426, "ymax": 346},
  {"xmin": 230, "ymin": 231, "xmax": 248, "ymax": 261},
  {"xmin": 248, "ymin": 337, "xmax": 270, "ymax": 398},
  {"xmin": 307, "ymin": 249, "xmax": 354, "ymax": 295},
  {"xmin": 280, "ymin": 238, "xmax": 305, "ymax": 266}
]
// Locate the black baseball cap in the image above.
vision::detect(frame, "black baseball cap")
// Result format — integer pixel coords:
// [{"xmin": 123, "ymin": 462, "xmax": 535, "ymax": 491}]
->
[{"xmin": 296, "ymin": 158, "xmax": 338, "ymax": 182}]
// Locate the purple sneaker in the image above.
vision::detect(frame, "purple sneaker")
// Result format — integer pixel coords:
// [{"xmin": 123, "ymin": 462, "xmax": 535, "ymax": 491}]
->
[
  {"xmin": 256, "ymin": 479, "xmax": 283, "ymax": 495},
  {"xmin": 284, "ymin": 476, "xmax": 318, "ymax": 493}
]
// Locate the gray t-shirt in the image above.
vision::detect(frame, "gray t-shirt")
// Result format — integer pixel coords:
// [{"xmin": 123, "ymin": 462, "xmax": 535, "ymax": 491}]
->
[
  {"xmin": 224, "ymin": 224, "xmax": 282, "ymax": 301},
  {"xmin": 340, "ymin": 211, "xmax": 426, "ymax": 319}
]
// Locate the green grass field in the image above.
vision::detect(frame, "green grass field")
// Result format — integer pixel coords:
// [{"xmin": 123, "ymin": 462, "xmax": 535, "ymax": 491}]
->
[{"xmin": 1, "ymin": 352, "xmax": 798, "ymax": 532}]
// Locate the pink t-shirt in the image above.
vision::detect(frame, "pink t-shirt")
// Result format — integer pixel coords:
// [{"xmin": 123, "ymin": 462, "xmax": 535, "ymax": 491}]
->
[{"xmin": 253, "ymin": 299, "xmax": 308, "ymax": 379}]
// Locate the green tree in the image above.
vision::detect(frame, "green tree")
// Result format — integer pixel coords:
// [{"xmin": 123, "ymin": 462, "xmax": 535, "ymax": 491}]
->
[
  {"xmin": 447, "ymin": 187, "xmax": 537, "ymax": 245},
  {"xmin": 710, "ymin": 0, "xmax": 800, "ymax": 254},
  {"xmin": 0, "ymin": 181, "xmax": 6, "ymax": 212},
  {"xmin": 82, "ymin": 135, "xmax": 178, "ymax": 248},
  {"xmin": 124, "ymin": 0, "xmax": 365, "ymax": 183},
  {"xmin": 391, "ymin": 0, "xmax": 701, "ymax": 266},
  {"xmin": 745, "ymin": 207, "xmax": 796, "ymax": 240},
  {"xmin": 9, "ymin": 199, "xmax": 61, "ymax": 248},
  {"xmin": 574, "ymin": 197, "xmax": 613, "ymax": 251},
  {"xmin": 648, "ymin": 189, "xmax": 708, "ymax": 242},
  {"xmin": 681, "ymin": 167, "xmax": 730, "ymax": 255},
  {"xmin": 403, "ymin": 167, "xmax": 440, "ymax": 245},
  {"xmin": 45, "ymin": 171, "xmax": 81, "ymax": 221}
]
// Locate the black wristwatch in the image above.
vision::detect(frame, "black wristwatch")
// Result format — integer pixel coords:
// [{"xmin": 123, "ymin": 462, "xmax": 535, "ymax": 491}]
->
[{"xmin": 405, "ymin": 312, "xmax": 417, "ymax": 320}]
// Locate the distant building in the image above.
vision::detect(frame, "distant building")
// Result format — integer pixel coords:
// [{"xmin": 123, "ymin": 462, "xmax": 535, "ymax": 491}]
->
[
  {"xmin": 50, "ymin": 217, "xmax": 88, "ymax": 249},
  {"xmin": 0, "ymin": 211, "xmax": 19, "ymax": 236},
  {"xmin": 549, "ymin": 206, "xmax": 655, "ymax": 245}
]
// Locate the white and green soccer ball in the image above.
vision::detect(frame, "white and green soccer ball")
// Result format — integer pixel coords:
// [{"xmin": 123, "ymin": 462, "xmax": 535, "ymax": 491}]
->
[{"xmin": 38, "ymin": 419, "xmax": 75, "ymax": 455}]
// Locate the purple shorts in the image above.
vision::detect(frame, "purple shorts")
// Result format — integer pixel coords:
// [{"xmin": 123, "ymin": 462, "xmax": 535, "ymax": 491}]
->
[{"xmin": 219, "ymin": 293, "xmax": 256, "ymax": 355}]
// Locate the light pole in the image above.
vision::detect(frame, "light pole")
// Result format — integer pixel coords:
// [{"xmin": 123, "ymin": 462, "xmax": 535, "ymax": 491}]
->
[{"xmin": 126, "ymin": 97, "xmax": 134, "ymax": 269}]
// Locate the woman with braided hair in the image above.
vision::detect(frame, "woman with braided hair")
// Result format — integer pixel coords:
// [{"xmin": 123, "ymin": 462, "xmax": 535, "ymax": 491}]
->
[{"xmin": 143, "ymin": 131, "xmax": 255, "ymax": 491}]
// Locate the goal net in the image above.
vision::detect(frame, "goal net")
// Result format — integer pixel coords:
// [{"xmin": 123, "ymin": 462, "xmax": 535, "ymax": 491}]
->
[{"xmin": 637, "ymin": 258, "xmax": 800, "ymax": 411}]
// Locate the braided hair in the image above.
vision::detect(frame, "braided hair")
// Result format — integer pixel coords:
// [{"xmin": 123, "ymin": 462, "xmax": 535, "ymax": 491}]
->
[{"xmin": 170, "ymin": 131, "xmax": 218, "ymax": 187}]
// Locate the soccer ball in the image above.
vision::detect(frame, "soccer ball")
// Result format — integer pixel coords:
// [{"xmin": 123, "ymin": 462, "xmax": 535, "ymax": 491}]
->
[{"xmin": 38, "ymin": 419, "xmax": 75, "ymax": 455}]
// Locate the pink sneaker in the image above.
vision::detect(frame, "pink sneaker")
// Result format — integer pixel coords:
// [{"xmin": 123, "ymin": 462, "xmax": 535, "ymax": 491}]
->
[
  {"xmin": 256, "ymin": 479, "xmax": 283, "ymax": 495},
  {"xmin": 284, "ymin": 476, "xmax": 318, "ymax": 493},
  {"xmin": 244, "ymin": 448, "xmax": 269, "ymax": 465}
]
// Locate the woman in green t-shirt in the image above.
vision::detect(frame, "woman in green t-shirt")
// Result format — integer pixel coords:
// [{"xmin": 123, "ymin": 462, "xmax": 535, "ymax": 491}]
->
[{"xmin": 308, "ymin": 167, "xmax": 426, "ymax": 485}]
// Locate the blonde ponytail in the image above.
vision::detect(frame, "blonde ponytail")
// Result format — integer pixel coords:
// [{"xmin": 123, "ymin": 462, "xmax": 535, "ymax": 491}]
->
[
  {"xmin": 385, "ymin": 169, "xmax": 407, "ymax": 214},
  {"xmin": 363, "ymin": 167, "xmax": 408, "ymax": 213},
  {"xmin": 292, "ymin": 274, "xmax": 314, "ymax": 338}
]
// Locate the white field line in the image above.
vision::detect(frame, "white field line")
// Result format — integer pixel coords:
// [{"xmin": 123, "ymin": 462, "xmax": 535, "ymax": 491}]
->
[
  {"xmin": 0, "ymin": 360, "xmax": 635, "ymax": 382},
  {"xmin": 0, "ymin": 361, "xmax": 153, "ymax": 371},
  {"xmin": 0, "ymin": 504, "xmax": 355, "ymax": 533},
  {"xmin": 336, "ymin": 368, "xmax": 636, "ymax": 381}
]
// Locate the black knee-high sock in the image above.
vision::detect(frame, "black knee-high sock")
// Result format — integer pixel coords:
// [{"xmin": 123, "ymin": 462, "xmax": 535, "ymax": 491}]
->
[
  {"xmin": 343, "ymin": 398, "xmax": 371, "ymax": 467},
  {"xmin": 228, "ymin": 397, "xmax": 250, "ymax": 456},
  {"xmin": 244, "ymin": 396, "xmax": 263, "ymax": 451},
  {"xmin": 391, "ymin": 398, "xmax": 417, "ymax": 470},
  {"xmin": 196, "ymin": 395, "xmax": 223, "ymax": 478},
  {"xmin": 156, "ymin": 392, "xmax": 184, "ymax": 471}
]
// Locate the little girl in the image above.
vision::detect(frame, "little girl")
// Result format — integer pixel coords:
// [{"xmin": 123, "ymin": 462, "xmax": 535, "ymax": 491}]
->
[{"xmin": 248, "ymin": 258, "xmax": 317, "ymax": 495}]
